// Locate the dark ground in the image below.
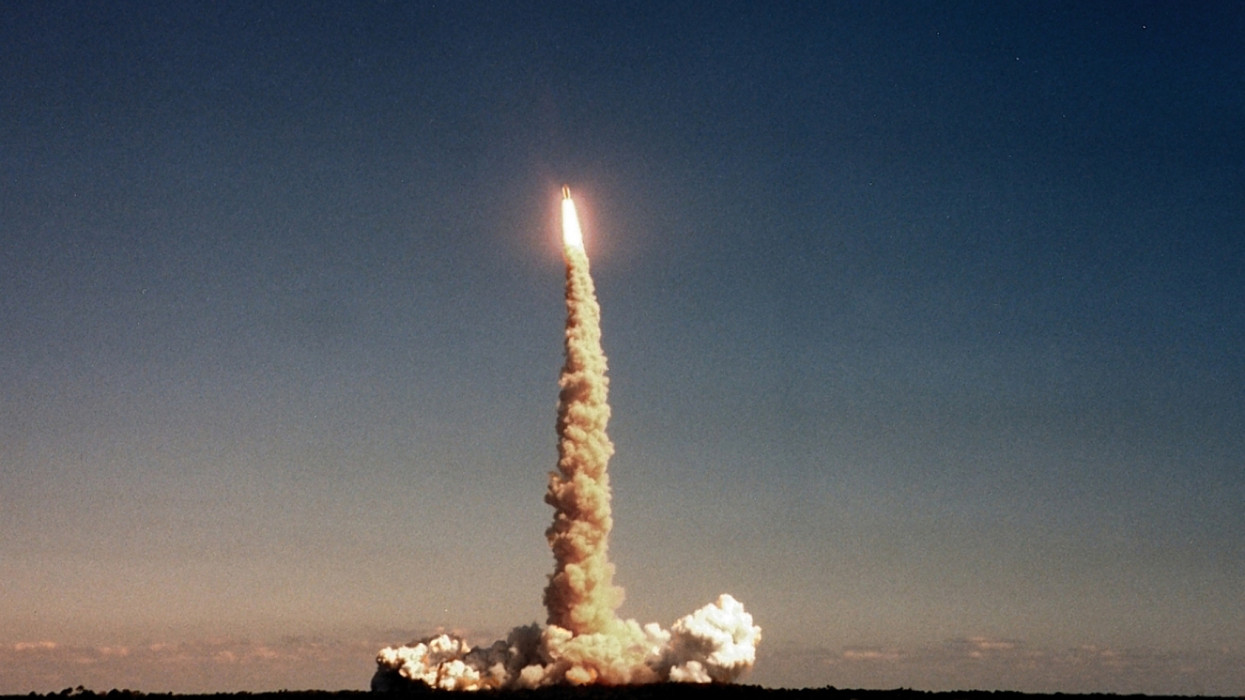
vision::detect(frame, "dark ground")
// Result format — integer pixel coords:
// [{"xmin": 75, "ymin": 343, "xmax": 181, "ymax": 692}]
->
[{"xmin": 4, "ymin": 686, "xmax": 1238, "ymax": 700}]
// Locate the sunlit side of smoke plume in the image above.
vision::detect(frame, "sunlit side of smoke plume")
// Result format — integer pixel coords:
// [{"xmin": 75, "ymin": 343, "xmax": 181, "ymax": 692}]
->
[{"xmin": 373, "ymin": 189, "xmax": 760, "ymax": 690}]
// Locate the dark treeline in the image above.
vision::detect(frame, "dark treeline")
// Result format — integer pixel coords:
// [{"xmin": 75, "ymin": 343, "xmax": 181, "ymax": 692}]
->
[{"xmin": 2, "ymin": 686, "xmax": 1237, "ymax": 700}]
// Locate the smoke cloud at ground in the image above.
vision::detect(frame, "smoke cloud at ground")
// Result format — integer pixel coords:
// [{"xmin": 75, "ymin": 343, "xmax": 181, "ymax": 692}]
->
[{"xmin": 372, "ymin": 193, "xmax": 760, "ymax": 690}]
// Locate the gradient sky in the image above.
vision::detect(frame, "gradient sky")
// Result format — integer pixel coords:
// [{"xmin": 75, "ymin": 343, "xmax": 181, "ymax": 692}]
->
[{"xmin": 3, "ymin": 1, "xmax": 1243, "ymax": 695}]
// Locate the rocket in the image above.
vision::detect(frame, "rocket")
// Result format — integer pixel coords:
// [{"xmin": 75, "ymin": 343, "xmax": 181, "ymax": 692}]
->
[{"xmin": 562, "ymin": 185, "xmax": 571, "ymax": 200}]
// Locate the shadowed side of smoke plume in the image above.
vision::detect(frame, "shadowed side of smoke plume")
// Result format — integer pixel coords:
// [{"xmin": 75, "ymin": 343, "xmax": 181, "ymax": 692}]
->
[{"xmin": 372, "ymin": 194, "xmax": 761, "ymax": 689}]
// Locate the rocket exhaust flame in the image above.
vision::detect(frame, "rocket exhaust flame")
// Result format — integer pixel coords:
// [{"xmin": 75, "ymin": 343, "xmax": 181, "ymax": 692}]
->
[
  {"xmin": 372, "ymin": 187, "xmax": 760, "ymax": 690},
  {"xmin": 561, "ymin": 187, "xmax": 584, "ymax": 252}
]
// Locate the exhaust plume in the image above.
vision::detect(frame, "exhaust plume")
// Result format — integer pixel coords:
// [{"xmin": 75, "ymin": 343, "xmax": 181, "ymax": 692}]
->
[
  {"xmin": 544, "ymin": 187, "xmax": 622, "ymax": 637},
  {"xmin": 373, "ymin": 188, "xmax": 760, "ymax": 690}
]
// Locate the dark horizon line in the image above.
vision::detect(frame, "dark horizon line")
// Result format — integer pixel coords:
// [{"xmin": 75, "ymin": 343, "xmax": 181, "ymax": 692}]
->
[{"xmin": 4, "ymin": 685, "xmax": 1238, "ymax": 700}]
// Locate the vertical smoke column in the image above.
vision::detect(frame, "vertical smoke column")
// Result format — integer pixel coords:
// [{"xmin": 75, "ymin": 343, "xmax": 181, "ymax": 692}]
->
[
  {"xmin": 370, "ymin": 187, "xmax": 760, "ymax": 690},
  {"xmin": 544, "ymin": 187, "xmax": 625, "ymax": 636}
]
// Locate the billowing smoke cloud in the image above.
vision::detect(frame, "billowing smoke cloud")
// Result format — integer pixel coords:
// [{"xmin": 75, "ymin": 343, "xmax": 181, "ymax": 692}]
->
[
  {"xmin": 374, "ymin": 594, "xmax": 759, "ymax": 690},
  {"xmin": 373, "ymin": 190, "xmax": 760, "ymax": 690}
]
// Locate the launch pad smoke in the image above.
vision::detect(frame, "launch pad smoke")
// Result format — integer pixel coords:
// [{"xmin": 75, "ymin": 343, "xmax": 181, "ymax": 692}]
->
[{"xmin": 372, "ymin": 189, "xmax": 761, "ymax": 690}]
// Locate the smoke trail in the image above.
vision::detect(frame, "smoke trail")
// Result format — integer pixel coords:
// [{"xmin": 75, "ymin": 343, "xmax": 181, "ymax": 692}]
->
[
  {"xmin": 372, "ymin": 189, "xmax": 760, "ymax": 690},
  {"xmin": 543, "ymin": 193, "xmax": 624, "ymax": 637}
]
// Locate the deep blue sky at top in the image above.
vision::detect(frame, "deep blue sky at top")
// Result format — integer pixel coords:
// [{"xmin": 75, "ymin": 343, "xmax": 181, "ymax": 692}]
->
[
  {"xmin": 8, "ymin": 1, "xmax": 1240, "ymax": 445},
  {"xmin": 1, "ymin": 1, "xmax": 1244, "ymax": 693}
]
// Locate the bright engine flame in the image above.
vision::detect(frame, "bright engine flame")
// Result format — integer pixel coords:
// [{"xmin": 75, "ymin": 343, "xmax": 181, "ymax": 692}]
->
[{"xmin": 561, "ymin": 195, "xmax": 584, "ymax": 252}]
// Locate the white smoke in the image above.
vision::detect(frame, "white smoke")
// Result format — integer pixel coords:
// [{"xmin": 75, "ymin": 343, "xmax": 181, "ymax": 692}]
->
[
  {"xmin": 373, "ymin": 595, "xmax": 760, "ymax": 690},
  {"xmin": 373, "ymin": 190, "xmax": 760, "ymax": 690}
]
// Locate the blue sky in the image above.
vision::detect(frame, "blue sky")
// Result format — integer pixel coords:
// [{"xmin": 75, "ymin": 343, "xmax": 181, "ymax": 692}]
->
[{"xmin": 2, "ymin": 1, "xmax": 1243, "ymax": 694}]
